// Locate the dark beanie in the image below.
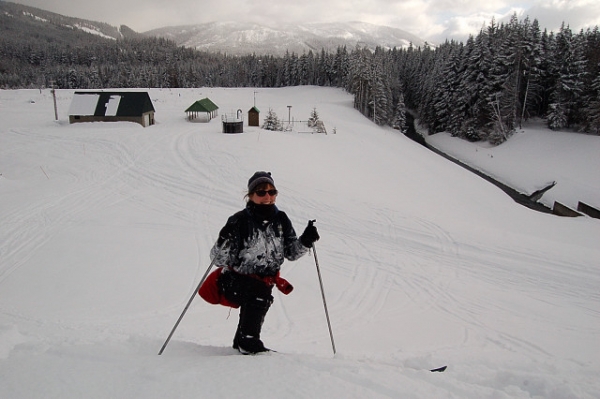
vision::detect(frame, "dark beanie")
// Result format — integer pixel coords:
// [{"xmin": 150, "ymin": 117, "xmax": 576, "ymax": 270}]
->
[{"xmin": 248, "ymin": 171, "xmax": 275, "ymax": 193}]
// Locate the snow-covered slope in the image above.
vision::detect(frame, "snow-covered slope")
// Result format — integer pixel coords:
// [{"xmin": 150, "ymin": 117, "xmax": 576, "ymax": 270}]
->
[
  {"xmin": 1, "ymin": 87, "xmax": 599, "ymax": 398},
  {"xmin": 426, "ymin": 122, "xmax": 600, "ymax": 211},
  {"xmin": 0, "ymin": 1, "xmax": 132, "ymax": 41}
]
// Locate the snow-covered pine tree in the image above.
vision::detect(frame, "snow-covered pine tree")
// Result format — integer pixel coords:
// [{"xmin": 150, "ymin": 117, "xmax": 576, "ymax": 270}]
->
[
  {"xmin": 417, "ymin": 45, "xmax": 447, "ymax": 133},
  {"xmin": 348, "ymin": 48, "xmax": 372, "ymax": 117},
  {"xmin": 583, "ymin": 69, "xmax": 600, "ymax": 134},
  {"xmin": 547, "ymin": 101, "xmax": 568, "ymax": 129},
  {"xmin": 392, "ymin": 93, "xmax": 407, "ymax": 133},
  {"xmin": 429, "ymin": 43, "xmax": 459, "ymax": 134},
  {"xmin": 463, "ymin": 31, "xmax": 494, "ymax": 138},
  {"xmin": 581, "ymin": 26, "xmax": 600, "ymax": 134},
  {"xmin": 262, "ymin": 108, "xmax": 283, "ymax": 131},
  {"xmin": 516, "ymin": 18, "xmax": 545, "ymax": 123},
  {"xmin": 486, "ymin": 20, "xmax": 518, "ymax": 143},
  {"xmin": 547, "ymin": 23, "xmax": 588, "ymax": 129},
  {"xmin": 444, "ymin": 44, "xmax": 469, "ymax": 137},
  {"xmin": 308, "ymin": 107, "xmax": 319, "ymax": 128},
  {"xmin": 371, "ymin": 60, "xmax": 392, "ymax": 126}
]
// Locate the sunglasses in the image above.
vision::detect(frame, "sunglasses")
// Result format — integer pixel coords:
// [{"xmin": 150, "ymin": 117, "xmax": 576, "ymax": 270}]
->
[{"xmin": 254, "ymin": 189, "xmax": 278, "ymax": 197}]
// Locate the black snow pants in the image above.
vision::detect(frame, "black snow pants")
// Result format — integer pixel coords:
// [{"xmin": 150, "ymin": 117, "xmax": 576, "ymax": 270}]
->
[{"xmin": 218, "ymin": 269, "xmax": 274, "ymax": 353}]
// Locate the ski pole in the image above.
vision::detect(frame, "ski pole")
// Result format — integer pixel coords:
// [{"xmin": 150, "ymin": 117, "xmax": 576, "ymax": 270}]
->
[
  {"xmin": 309, "ymin": 221, "xmax": 336, "ymax": 355},
  {"xmin": 158, "ymin": 242, "xmax": 226, "ymax": 355}
]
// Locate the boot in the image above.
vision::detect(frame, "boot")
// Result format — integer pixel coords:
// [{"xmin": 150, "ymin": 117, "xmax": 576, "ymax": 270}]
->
[{"xmin": 235, "ymin": 296, "xmax": 272, "ymax": 354}]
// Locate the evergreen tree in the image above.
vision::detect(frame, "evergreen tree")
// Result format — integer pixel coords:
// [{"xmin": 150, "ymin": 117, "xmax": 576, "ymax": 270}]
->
[
  {"xmin": 308, "ymin": 107, "xmax": 320, "ymax": 128},
  {"xmin": 582, "ymin": 66, "xmax": 600, "ymax": 133},
  {"xmin": 520, "ymin": 18, "xmax": 546, "ymax": 121},
  {"xmin": 423, "ymin": 41, "xmax": 455, "ymax": 133},
  {"xmin": 578, "ymin": 28, "xmax": 600, "ymax": 131},
  {"xmin": 371, "ymin": 48, "xmax": 393, "ymax": 126},
  {"xmin": 548, "ymin": 24, "xmax": 588, "ymax": 129},
  {"xmin": 348, "ymin": 47, "xmax": 372, "ymax": 117},
  {"xmin": 262, "ymin": 108, "xmax": 283, "ymax": 131},
  {"xmin": 392, "ymin": 93, "xmax": 407, "ymax": 133}
]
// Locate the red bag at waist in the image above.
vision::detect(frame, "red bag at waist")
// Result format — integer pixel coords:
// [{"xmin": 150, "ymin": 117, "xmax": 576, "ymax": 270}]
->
[
  {"xmin": 199, "ymin": 268, "xmax": 294, "ymax": 308},
  {"xmin": 198, "ymin": 268, "xmax": 240, "ymax": 308}
]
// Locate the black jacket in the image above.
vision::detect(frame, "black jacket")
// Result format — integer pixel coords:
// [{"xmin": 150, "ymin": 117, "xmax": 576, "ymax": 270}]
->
[{"xmin": 211, "ymin": 202, "xmax": 308, "ymax": 277}]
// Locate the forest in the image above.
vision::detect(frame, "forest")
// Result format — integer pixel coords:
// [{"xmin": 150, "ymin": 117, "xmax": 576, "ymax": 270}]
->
[{"xmin": 1, "ymin": 14, "xmax": 599, "ymax": 142}]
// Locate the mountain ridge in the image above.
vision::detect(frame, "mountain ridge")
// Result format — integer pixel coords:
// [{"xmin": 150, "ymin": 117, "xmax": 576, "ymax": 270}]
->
[
  {"xmin": 142, "ymin": 20, "xmax": 430, "ymax": 56},
  {"xmin": 0, "ymin": 1, "xmax": 142, "ymax": 42}
]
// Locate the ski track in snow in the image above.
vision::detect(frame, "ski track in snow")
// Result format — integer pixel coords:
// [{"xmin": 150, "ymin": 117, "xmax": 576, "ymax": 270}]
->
[{"xmin": 1, "ymin": 132, "xmax": 123, "ymax": 284}]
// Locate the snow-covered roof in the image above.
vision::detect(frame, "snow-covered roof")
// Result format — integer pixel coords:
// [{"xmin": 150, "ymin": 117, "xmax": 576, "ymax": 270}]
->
[{"xmin": 68, "ymin": 93, "xmax": 100, "ymax": 115}]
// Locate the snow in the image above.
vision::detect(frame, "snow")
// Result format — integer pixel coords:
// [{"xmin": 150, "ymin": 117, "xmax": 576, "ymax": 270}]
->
[
  {"xmin": 68, "ymin": 93, "xmax": 100, "ymax": 115},
  {"xmin": 73, "ymin": 24, "xmax": 117, "ymax": 41},
  {"xmin": 104, "ymin": 95, "xmax": 121, "ymax": 116},
  {"xmin": 425, "ymin": 122, "xmax": 600, "ymax": 211},
  {"xmin": 1, "ymin": 86, "xmax": 599, "ymax": 399},
  {"xmin": 23, "ymin": 12, "xmax": 48, "ymax": 23}
]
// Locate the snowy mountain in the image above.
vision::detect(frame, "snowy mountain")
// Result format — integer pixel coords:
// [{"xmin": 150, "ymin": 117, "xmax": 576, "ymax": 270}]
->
[
  {"xmin": 1, "ymin": 2, "xmax": 429, "ymax": 56},
  {"xmin": 142, "ymin": 21, "xmax": 430, "ymax": 55},
  {"xmin": 0, "ymin": 1, "xmax": 142, "ymax": 42}
]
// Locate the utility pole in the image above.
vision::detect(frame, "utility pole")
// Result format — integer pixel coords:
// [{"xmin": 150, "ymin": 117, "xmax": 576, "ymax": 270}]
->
[
  {"xmin": 285, "ymin": 105, "xmax": 292, "ymax": 132},
  {"xmin": 50, "ymin": 80, "xmax": 58, "ymax": 121}
]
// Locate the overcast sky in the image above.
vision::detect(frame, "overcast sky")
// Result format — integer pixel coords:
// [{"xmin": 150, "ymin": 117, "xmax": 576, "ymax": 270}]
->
[{"xmin": 9, "ymin": 0, "xmax": 600, "ymax": 43}]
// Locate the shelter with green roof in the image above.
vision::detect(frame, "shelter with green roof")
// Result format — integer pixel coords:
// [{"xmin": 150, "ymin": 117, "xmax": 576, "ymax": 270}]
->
[{"xmin": 185, "ymin": 98, "xmax": 219, "ymax": 122}]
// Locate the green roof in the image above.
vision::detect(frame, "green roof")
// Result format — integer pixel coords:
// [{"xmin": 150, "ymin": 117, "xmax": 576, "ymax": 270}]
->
[{"xmin": 185, "ymin": 98, "xmax": 219, "ymax": 113}]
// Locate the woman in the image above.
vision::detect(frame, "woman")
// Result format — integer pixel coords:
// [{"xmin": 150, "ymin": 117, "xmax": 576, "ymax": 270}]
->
[{"xmin": 210, "ymin": 171, "xmax": 320, "ymax": 354}]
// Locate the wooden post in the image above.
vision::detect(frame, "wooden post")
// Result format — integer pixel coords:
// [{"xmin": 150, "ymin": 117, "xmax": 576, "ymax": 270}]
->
[{"xmin": 51, "ymin": 87, "xmax": 58, "ymax": 121}]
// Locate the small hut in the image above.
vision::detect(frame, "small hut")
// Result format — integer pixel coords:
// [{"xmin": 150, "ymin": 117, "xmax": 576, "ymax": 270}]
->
[
  {"xmin": 68, "ymin": 91, "xmax": 155, "ymax": 127},
  {"xmin": 185, "ymin": 98, "xmax": 219, "ymax": 122},
  {"xmin": 248, "ymin": 106, "xmax": 260, "ymax": 127}
]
